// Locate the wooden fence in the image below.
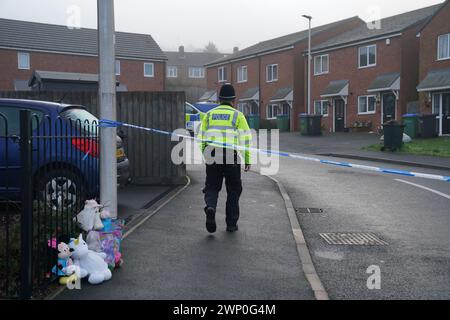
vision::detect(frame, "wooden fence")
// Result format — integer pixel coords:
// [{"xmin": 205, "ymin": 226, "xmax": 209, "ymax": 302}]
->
[{"xmin": 0, "ymin": 91, "xmax": 187, "ymax": 185}]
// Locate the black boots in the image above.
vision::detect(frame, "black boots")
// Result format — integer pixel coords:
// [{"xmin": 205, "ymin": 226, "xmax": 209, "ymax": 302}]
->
[
  {"xmin": 226, "ymin": 225, "xmax": 239, "ymax": 233},
  {"xmin": 205, "ymin": 207, "xmax": 216, "ymax": 234}
]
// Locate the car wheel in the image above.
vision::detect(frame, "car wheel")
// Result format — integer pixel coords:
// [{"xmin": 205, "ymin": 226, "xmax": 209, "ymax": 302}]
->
[{"xmin": 35, "ymin": 169, "xmax": 86, "ymax": 212}]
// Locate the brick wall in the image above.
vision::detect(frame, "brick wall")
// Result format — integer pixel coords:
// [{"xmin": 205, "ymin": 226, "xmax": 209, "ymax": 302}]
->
[
  {"xmin": 310, "ymin": 36, "xmax": 407, "ymax": 132},
  {"xmin": 418, "ymin": 1, "xmax": 450, "ymax": 112},
  {"xmin": 0, "ymin": 48, "xmax": 165, "ymax": 91}
]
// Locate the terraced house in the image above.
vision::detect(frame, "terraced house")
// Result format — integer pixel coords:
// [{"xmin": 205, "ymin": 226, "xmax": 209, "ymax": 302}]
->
[
  {"xmin": 417, "ymin": 0, "xmax": 450, "ymax": 136},
  {"xmin": 0, "ymin": 18, "xmax": 166, "ymax": 92},
  {"xmin": 165, "ymin": 46, "xmax": 227, "ymax": 103},
  {"xmin": 309, "ymin": 4, "xmax": 442, "ymax": 133},
  {"xmin": 205, "ymin": 17, "xmax": 364, "ymax": 131}
]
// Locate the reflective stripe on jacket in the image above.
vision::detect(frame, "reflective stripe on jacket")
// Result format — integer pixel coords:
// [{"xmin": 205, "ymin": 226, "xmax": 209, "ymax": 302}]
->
[{"xmin": 198, "ymin": 104, "xmax": 252, "ymax": 164}]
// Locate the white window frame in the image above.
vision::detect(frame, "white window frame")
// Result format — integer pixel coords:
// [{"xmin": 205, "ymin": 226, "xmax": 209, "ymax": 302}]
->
[
  {"xmin": 437, "ymin": 33, "xmax": 450, "ymax": 61},
  {"xmin": 144, "ymin": 62, "xmax": 154, "ymax": 78},
  {"xmin": 218, "ymin": 66, "xmax": 227, "ymax": 82},
  {"xmin": 266, "ymin": 64, "xmax": 278, "ymax": 83},
  {"xmin": 188, "ymin": 67, "xmax": 205, "ymax": 79},
  {"xmin": 358, "ymin": 44, "xmax": 377, "ymax": 69},
  {"xmin": 18, "ymin": 52, "xmax": 30, "ymax": 70},
  {"xmin": 167, "ymin": 66, "xmax": 178, "ymax": 78},
  {"xmin": 314, "ymin": 100, "xmax": 329, "ymax": 116},
  {"xmin": 314, "ymin": 54, "xmax": 329, "ymax": 75},
  {"xmin": 358, "ymin": 95, "xmax": 377, "ymax": 115},
  {"xmin": 237, "ymin": 66, "xmax": 248, "ymax": 83},
  {"xmin": 115, "ymin": 60, "xmax": 121, "ymax": 76},
  {"xmin": 266, "ymin": 103, "xmax": 281, "ymax": 119}
]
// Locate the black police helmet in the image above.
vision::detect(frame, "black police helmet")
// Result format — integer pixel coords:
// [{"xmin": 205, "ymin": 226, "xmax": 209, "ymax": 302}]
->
[{"xmin": 219, "ymin": 84, "xmax": 236, "ymax": 100}]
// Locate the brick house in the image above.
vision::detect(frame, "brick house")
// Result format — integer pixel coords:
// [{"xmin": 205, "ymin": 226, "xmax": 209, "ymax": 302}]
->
[
  {"xmin": 417, "ymin": 0, "xmax": 450, "ymax": 136},
  {"xmin": 165, "ymin": 46, "xmax": 227, "ymax": 103},
  {"xmin": 205, "ymin": 17, "xmax": 364, "ymax": 131},
  {"xmin": 0, "ymin": 18, "xmax": 167, "ymax": 92},
  {"xmin": 308, "ymin": 4, "xmax": 442, "ymax": 133}
]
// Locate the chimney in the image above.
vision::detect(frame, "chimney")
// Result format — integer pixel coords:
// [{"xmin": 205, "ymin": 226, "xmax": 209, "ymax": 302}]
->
[
  {"xmin": 179, "ymin": 45, "xmax": 185, "ymax": 54},
  {"xmin": 233, "ymin": 47, "xmax": 239, "ymax": 53}
]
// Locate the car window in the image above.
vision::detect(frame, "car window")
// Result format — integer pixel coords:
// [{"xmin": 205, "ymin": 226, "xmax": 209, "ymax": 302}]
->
[
  {"xmin": 60, "ymin": 108, "xmax": 98, "ymax": 125},
  {"xmin": 0, "ymin": 106, "xmax": 44, "ymax": 135},
  {"xmin": 185, "ymin": 103, "xmax": 198, "ymax": 115}
]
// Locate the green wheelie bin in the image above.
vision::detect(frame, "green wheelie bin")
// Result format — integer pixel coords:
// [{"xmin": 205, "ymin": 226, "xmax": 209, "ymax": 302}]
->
[
  {"xmin": 402, "ymin": 114, "xmax": 419, "ymax": 139},
  {"xmin": 277, "ymin": 114, "xmax": 290, "ymax": 132},
  {"xmin": 382, "ymin": 121, "xmax": 405, "ymax": 151},
  {"xmin": 247, "ymin": 114, "xmax": 260, "ymax": 130}
]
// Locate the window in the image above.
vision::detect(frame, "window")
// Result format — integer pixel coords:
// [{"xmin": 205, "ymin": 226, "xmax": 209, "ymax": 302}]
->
[
  {"xmin": 359, "ymin": 45, "xmax": 376, "ymax": 68},
  {"xmin": 432, "ymin": 93, "xmax": 441, "ymax": 115},
  {"xmin": 237, "ymin": 66, "xmax": 248, "ymax": 83},
  {"xmin": 266, "ymin": 64, "xmax": 278, "ymax": 82},
  {"xmin": 358, "ymin": 95, "xmax": 377, "ymax": 114},
  {"xmin": 314, "ymin": 100, "xmax": 329, "ymax": 116},
  {"xmin": 189, "ymin": 67, "xmax": 205, "ymax": 78},
  {"xmin": 438, "ymin": 33, "xmax": 450, "ymax": 60},
  {"xmin": 185, "ymin": 103, "xmax": 199, "ymax": 115},
  {"xmin": 218, "ymin": 66, "xmax": 227, "ymax": 82},
  {"xmin": 167, "ymin": 66, "xmax": 178, "ymax": 78},
  {"xmin": 267, "ymin": 104, "xmax": 279, "ymax": 119},
  {"xmin": 144, "ymin": 63, "xmax": 154, "ymax": 77},
  {"xmin": 18, "ymin": 52, "xmax": 30, "ymax": 70},
  {"xmin": 0, "ymin": 107, "xmax": 43, "ymax": 135},
  {"xmin": 314, "ymin": 55, "xmax": 329, "ymax": 75},
  {"xmin": 238, "ymin": 102, "xmax": 249, "ymax": 115},
  {"xmin": 115, "ymin": 60, "xmax": 121, "ymax": 76}
]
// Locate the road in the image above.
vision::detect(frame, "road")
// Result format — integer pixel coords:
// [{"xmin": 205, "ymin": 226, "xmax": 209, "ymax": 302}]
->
[
  {"xmin": 272, "ymin": 154, "xmax": 450, "ymax": 300},
  {"xmin": 187, "ymin": 137, "xmax": 449, "ymax": 299}
]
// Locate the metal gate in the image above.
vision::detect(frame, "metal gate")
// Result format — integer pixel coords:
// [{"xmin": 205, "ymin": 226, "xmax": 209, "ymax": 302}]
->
[{"xmin": 0, "ymin": 109, "xmax": 99, "ymax": 299}]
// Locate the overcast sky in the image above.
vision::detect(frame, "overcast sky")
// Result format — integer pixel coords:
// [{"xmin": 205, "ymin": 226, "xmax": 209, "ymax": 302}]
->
[{"xmin": 0, "ymin": 0, "xmax": 444, "ymax": 53}]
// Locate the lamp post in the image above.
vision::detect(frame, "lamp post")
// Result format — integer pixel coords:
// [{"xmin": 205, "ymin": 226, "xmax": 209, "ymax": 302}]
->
[
  {"xmin": 98, "ymin": 0, "xmax": 117, "ymax": 218},
  {"xmin": 302, "ymin": 15, "xmax": 312, "ymax": 115}
]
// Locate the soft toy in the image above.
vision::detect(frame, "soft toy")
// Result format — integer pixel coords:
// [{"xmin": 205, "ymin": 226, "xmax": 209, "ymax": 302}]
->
[
  {"xmin": 69, "ymin": 234, "xmax": 112, "ymax": 285},
  {"xmin": 86, "ymin": 230, "xmax": 102, "ymax": 253},
  {"xmin": 51, "ymin": 242, "xmax": 74, "ymax": 285},
  {"xmin": 76, "ymin": 200, "xmax": 104, "ymax": 232}
]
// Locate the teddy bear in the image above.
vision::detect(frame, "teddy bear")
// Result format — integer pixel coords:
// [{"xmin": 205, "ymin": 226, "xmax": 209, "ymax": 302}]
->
[
  {"xmin": 69, "ymin": 234, "xmax": 112, "ymax": 285},
  {"xmin": 76, "ymin": 200, "xmax": 104, "ymax": 232},
  {"xmin": 51, "ymin": 242, "xmax": 75, "ymax": 285}
]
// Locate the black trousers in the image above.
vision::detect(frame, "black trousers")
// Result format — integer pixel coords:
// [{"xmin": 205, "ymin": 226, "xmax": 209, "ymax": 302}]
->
[{"xmin": 203, "ymin": 150, "xmax": 243, "ymax": 226}]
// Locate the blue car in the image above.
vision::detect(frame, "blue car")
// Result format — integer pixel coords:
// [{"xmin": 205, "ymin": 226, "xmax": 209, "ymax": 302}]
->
[{"xmin": 0, "ymin": 99, "xmax": 129, "ymax": 210}]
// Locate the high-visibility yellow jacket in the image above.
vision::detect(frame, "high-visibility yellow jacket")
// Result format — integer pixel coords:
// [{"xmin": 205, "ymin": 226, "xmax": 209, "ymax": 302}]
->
[{"xmin": 198, "ymin": 104, "xmax": 252, "ymax": 164}]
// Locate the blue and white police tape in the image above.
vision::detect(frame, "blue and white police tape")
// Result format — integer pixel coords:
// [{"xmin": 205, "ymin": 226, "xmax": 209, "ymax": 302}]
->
[{"xmin": 98, "ymin": 119, "xmax": 450, "ymax": 183}]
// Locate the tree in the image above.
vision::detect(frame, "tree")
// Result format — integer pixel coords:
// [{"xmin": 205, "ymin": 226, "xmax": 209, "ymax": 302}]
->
[{"xmin": 203, "ymin": 42, "xmax": 219, "ymax": 53}]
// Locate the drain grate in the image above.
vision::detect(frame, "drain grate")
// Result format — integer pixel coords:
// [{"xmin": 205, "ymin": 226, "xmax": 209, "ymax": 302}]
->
[
  {"xmin": 319, "ymin": 233, "xmax": 388, "ymax": 246},
  {"xmin": 296, "ymin": 208, "xmax": 324, "ymax": 214}
]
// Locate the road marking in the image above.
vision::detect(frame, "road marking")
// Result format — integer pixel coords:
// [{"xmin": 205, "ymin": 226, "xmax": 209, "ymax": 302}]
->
[{"xmin": 395, "ymin": 179, "xmax": 450, "ymax": 200}]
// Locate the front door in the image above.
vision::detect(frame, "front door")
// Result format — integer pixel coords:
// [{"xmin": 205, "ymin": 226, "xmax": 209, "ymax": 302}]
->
[
  {"xmin": 443, "ymin": 93, "xmax": 450, "ymax": 135},
  {"xmin": 334, "ymin": 99, "xmax": 345, "ymax": 132},
  {"xmin": 382, "ymin": 93, "xmax": 396, "ymax": 124}
]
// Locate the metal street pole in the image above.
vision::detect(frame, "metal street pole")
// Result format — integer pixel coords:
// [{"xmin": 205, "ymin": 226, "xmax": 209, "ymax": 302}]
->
[
  {"xmin": 302, "ymin": 15, "xmax": 312, "ymax": 115},
  {"xmin": 98, "ymin": 0, "xmax": 117, "ymax": 218}
]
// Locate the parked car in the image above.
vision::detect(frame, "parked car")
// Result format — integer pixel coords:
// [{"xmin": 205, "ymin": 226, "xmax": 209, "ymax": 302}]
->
[
  {"xmin": 185, "ymin": 102, "xmax": 219, "ymax": 136},
  {"xmin": 0, "ymin": 99, "xmax": 130, "ymax": 210}
]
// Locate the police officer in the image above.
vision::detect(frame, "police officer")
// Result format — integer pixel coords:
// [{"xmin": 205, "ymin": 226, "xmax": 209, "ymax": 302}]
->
[{"xmin": 199, "ymin": 84, "xmax": 252, "ymax": 234}]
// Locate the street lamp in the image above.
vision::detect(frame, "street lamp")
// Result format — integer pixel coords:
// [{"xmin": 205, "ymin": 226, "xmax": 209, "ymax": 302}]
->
[
  {"xmin": 98, "ymin": 0, "xmax": 118, "ymax": 218},
  {"xmin": 302, "ymin": 15, "xmax": 312, "ymax": 115}
]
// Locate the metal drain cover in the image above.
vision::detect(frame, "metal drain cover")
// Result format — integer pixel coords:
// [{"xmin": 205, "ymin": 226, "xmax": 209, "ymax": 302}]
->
[
  {"xmin": 296, "ymin": 208, "xmax": 324, "ymax": 214},
  {"xmin": 319, "ymin": 233, "xmax": 388, "ymax": 246}
]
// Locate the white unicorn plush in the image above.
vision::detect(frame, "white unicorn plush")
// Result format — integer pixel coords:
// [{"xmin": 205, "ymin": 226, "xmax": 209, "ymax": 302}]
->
[{"xmin": 69, "ymin": 234, "xmax": 112, "ymax": 285}]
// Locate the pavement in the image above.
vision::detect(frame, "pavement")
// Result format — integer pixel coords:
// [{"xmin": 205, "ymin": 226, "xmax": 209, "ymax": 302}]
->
[
  {"xmin": 278, "ymin": 132, "xmax": 450, "ymax": 171},
  {"xmin": 56, "ymin": 165, "xmax": 315, "ymax": 300}
]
